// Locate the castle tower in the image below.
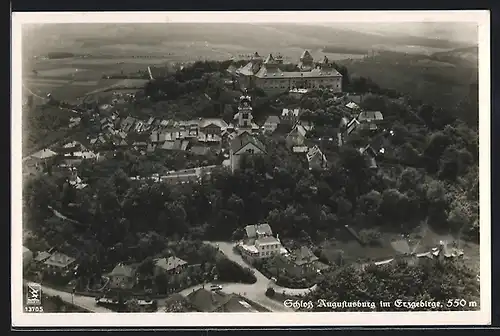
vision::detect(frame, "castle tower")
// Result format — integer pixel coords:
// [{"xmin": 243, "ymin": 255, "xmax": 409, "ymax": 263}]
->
[
  {"xmin": 234, "ymin": 95, "xmax": 254, "ymax": 133},
  {"xmin": 299, "ymin": 50, "xmax": 314, "ymax": 70}
]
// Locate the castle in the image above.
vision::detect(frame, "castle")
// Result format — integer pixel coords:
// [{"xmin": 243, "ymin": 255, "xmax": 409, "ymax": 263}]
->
[{"xmin": 231, "ymin": 50, "xmax": 343, "ymax": 94}]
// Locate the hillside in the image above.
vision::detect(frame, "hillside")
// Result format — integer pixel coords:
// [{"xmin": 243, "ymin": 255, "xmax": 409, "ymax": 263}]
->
[
  {"xmin": 23, "ymin": 23, "xmax": 474, "ymax": 60},
  {"xmin": 338, "ymin": 48, "xmax": 479, "ymax": 127}
]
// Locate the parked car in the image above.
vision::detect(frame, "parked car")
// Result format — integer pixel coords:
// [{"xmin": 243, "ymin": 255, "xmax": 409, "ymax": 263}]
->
[{"xmin": 210, "ymin": 284, "xmax": 223, "ymax": 291}]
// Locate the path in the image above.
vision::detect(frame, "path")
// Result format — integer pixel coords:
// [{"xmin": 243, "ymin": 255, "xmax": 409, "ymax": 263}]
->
[
  {"xmin": 208, "ymin": 241, "xmax": 317, "ymax": 296},
  {"xmin": 22, "ymin": 84, "xmax": 81, "ymax": 160},
  {"xmin": 23, "ymin": 280, "xmax": 111, "ymax": 313}
]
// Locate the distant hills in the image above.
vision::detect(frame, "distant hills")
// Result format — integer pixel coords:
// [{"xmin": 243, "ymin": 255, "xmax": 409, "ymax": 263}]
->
[{"xmin": 23, "ymin": 22, "xmax": 477, "ymax": 59}]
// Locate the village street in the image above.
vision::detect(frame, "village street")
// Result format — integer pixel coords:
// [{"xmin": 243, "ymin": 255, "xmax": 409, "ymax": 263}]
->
[
  {"xmin": 206, "ymin": 241, "xmax": 317, "ymax": 297},
  {"xmin": 23, "ymin": 280, "xmax": 112, "ymax": 313}
]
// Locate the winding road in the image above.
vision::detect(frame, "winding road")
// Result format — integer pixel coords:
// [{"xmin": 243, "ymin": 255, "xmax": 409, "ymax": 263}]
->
[{"xmin": 28, "ymin": 208, "xmax": 316, "ymax": 313}]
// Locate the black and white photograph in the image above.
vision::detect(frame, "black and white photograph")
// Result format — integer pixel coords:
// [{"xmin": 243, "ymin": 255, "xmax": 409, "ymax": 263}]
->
[{"xmin": 12, "ymin": 11, "xmax": 490, "ymax": 327}]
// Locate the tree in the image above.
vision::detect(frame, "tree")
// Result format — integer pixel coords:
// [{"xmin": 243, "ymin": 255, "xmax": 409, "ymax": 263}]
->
[
  {"xmin": 137, "ymin": 256, "xmax": 156, "ymax": 276},
  {"xmin": 265, "ymin": 287, "xmax": 276, "ymax": 298}
]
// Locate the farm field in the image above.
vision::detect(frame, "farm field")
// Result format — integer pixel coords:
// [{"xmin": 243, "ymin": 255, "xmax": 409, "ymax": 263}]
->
[{"xmin": 23, "ymin": 56, "xmax": 154, "ymax": 102}]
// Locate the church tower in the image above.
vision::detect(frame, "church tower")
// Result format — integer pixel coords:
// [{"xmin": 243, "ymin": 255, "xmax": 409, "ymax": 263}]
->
[{"xmin": 234, "ymin": 94, "xmax": 254, "ymax": 134}]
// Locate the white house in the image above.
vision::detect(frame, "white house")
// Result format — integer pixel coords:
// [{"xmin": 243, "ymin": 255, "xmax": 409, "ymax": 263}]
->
[
  {"xmin": 237, "ymin": 224, "xmax": 287, "ymax": 263},
  {"xmin": 262, "ymin": 115, "xmax": 280, "ymax": 133}
]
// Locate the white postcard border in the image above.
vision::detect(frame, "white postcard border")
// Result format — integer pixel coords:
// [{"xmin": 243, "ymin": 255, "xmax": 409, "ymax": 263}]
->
[{"xmin": 11, "ymin": 10, "xmax": 491, "ymax": 327}]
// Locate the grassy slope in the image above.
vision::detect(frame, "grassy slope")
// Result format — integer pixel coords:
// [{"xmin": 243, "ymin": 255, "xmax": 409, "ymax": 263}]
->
[{"xmin": 338, "ymin": 48, "xmax": 478, "ymax": 112}]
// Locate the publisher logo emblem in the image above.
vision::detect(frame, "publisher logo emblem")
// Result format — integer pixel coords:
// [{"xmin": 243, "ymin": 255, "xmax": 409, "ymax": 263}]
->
[{"xmin": 26, "ymin": 282, "xmax": 42, "ymax": 306}]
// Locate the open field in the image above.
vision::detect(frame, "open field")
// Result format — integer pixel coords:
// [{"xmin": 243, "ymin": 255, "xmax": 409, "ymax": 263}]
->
[{"xmin": 320, "ymin": 222, "xmax": 479, "ymax": 272}]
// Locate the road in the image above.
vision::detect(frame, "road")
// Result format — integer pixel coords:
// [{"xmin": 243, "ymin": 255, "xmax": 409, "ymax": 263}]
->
[
  {"xmin": 23, "ymin": 280, "xmax": 112, "ymax": 313},
  {"xmin": 208, "ymin": 241, "xmax": 317, "ymax": 296}
]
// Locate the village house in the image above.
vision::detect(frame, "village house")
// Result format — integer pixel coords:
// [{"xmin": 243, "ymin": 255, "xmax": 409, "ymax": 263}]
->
[
  {"xmin": 357, "ymin": 111, "xmax": 384, "ymax": 132},
  {"xmin": 285, "ymin": 123, "xmax": 308, "ymax": 148},
  {"xmin": 198, "ymin": 118, "xmax": 228, "ymax": 143},
  {"xmin": 262, "ymin": 115, "xmax": 281, "ymax": 133},
  {"xmin": 100, "ymin": 117, "xmax": 114, "ymax": 130},
  {"xmin": 307, "ymin": 145, "xmax": 328, "ymax": 170},
  {"xmin": 186, "ymin": 288, "xmax": 262, "ymax": 312},
  {"xmin": 69, "ymin": 116, "xmax": 81, "ymax": 128},
  {"xmin": 229, "ymin": 132, "xmax": 267, "ymax": 173},
  {"xmin": 237, "ymin": 223, "xmax": 287, "ymax": 263},
  {"xmin": 34, "ymin": 251, "xmax": 52, "ymax": 265},
  {"xmin": 109, "ymin": 263, "xmax": 137, "ymax": 290},
  {"xmin": 43, "ymin": 252, "xmax": 77, "ymax": 275},
  {"xmin": 159, "ymin": 139, "xmax": 190, "ymax": 152},
  {"xmin": 154, "ymin": 256, "xmax": 188, "ymax": 276},
  {"xmin": 25, "ymin": 148, "xmax": 58, "ymax": 173},
  {"xmin": 280, "ymin": 108, "xmax": 301, "ymax": 125},
  {"xmin": 345, "ymin": 101, "xmax": 361, "ymax": 111},
  {"xmin": 120, "ymin": 116, "xmax": 137, "ymax": 133},
  {"xmin": 284, "ymin": 246, "xmax": 330, "ymax": 277}
]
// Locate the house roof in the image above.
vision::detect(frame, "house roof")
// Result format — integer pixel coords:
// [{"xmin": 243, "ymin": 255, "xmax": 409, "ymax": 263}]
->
[
  {"xmin": 198, "ymin": 118, "xmax": 228, "ymax": 129},
  {"xmin": 264, "ymin": 115, "xmax": 281, "ymax": 125},
  {"xmin": 293, "ymin": 246, "xmax": 319, "ymax": 266},
  {"xmin": 245, "ymin": 223, "xmax": 273, "ymax": 238},
  {"xmin": 230, "ymin": 133, "xmax": 266, "ymax": 154},
  {"xmin": 307, "ymin": 145, "xmax": 326, "ymax": 162},
  {"xmin": 44, "ymin": 252, "xmax": 76, "ymax": 268},
  {"xmin": 155, "ymin": 256, "xmax": 188, "ymax": 272},
  {"xmin": 190, "ymin": 146, "xmax": 211, "ymax": 156},
  {"xmin": 31, "ymin": 148, "xmax": 57, "ymax": 159},
  {"xmin": 292, "ymin": 146, "xmax": 309, "ymax": 153},
  {"xmin": 281, "ymin": 108, "xmax": 300, "ymax": 118},
  {"xmin": 358, "ymin": 111, "xmax": 384, "ymax": 122},
  {"xmin": 160, "ymin": 141, "xmax": 180, "ymax": 151},
  {"xmin": 34, "ymin": 251, "xmax": 52, "ymax": 262},
  {"xmin": 110, "ymin": 263, "xmax": 136, "ymax": 277},
  {"xmin": 287, "ymin": 124, "xmax": 307, "ymax": 138},
  {"xmin": 255, "ymin": 236, "xmax": 280, "ymax": 245},
  {"xmin": 346, "ymin": 102, "xmax": 360, "ymax": 110},
  {"xmin": 186, "ymin": 288, "xmax": 231, "ymax": 312}
]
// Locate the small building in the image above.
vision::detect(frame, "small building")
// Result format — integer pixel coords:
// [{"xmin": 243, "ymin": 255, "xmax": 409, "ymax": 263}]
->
[
  {"xmin": 43, "ymin": 252, "xmax": 76, "ymax": 274},
  {"xmin": 34, "ymin": 251, "xmax": 52, "ymax": 264},
  {"xmin": 262, "ymin": 115, "xmax": 281, "ymax": 134},
  {"xmin": 186, "ymin": 288, "xmax": 262, "ymax": 313},
  {"xmin": 109, "ymin": 263, "xmax": 137, "ymax": 290},
  {"xmin": 307, "ymin": 145, "xmax": 328, "ymax": 170},
  {"xmin": 198, "ymin": 118, "xmax": 228, "ymax": 143},
  {"xmin": 358, "ymin": 111, "xmax": 384, "ymax": 132},
  {"xmin": 154, "ymin": 256, "xmax": 188, "ymax": 275},
  {"xmin": 280, "ymin": 108, "xmax": 301, "ymax": 126},
  {"xmin": 69, "ymin": 117, "xmax": 81, "ymax": 128},
  {"xmin": 285, "ymin": 123, "xmax": 307, "ymax": 148},
  {"xmin": 120, "ymin": 116, "xmax": 137, "ymax": 133},
  {"xmin": 345, "ymin": 102, "xmax": 360, "ymax": 111}
]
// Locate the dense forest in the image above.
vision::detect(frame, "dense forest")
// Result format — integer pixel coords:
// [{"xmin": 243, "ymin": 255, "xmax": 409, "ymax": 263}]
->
[{"xmin": 23, "ymin": 57, "xmax": 480, "ymax": 308}]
